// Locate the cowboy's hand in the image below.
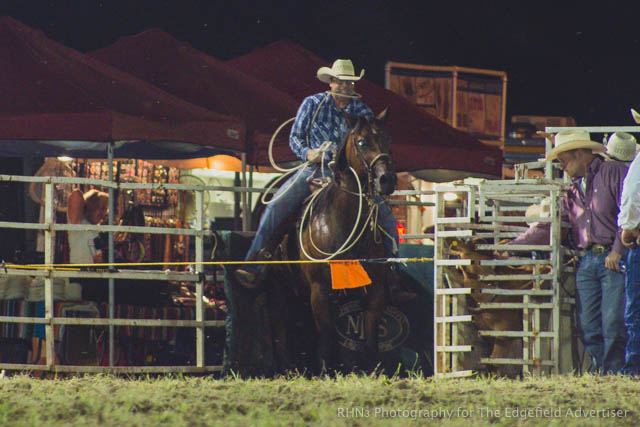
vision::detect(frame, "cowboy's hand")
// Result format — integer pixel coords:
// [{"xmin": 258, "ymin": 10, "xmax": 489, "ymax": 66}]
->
[
  {"xmin": 605, "ymin": 250, "xmax": 622, "ymax": 272},
  {"xmin": 306, "ymin": 148, "xmax": 323, "ymax": 163},
  {"xmin": 622, "ymin": 228, "xmax": 640, "ymax": 249}
]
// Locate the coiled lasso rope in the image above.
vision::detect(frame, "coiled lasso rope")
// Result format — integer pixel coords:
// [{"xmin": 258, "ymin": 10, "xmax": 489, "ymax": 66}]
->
[{"xmin": 265, "ymin": 90, "xmax": 372, "ymax": 261}]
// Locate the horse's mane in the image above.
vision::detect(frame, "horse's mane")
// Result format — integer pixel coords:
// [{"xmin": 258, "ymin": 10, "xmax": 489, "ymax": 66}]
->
[
  {"xmin": 306, "ymin": 118, "xmax": 360, "ymax": 214},
  {"xmin": 333, "ymin": 114, "xmax": 372, "ymax": 179},
  {"xmin": 311, "ymin": 113, "xmax": 385, "ymax": 213}
]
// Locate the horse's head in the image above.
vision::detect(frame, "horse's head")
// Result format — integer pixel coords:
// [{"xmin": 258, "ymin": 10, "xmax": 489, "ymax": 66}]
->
[{"xmin": 339, "ymin": 108, "xmax": 397, "ymax": 195}]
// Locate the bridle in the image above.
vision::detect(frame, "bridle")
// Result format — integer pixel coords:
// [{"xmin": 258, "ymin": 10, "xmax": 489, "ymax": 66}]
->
[
  {"xmin": 299, "ymin": 118, "xmax": 395, "ymax": 261},
  {"xmin": 344, "ymin": 120, "xmax": 392, "ymax": 199}
]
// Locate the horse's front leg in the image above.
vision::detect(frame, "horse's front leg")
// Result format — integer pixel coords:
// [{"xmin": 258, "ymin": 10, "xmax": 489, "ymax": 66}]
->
[
  {"xmin": 309, "ymin": 280, "xmax": 336, "ymax": 374},
  {"xmin": 362, "ymin": 281, "xmax": 386, "ymax": 372}
]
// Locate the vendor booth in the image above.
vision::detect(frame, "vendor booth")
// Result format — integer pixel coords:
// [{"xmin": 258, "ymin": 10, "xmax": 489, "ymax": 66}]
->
[{"xmin": 0, "ymin": 17, "xmax": 246, "ymax": 373}]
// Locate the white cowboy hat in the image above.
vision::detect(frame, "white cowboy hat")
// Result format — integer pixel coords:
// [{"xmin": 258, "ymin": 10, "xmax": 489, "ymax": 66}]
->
[
  {"xmin": 317, "ymin": 59, "xmax": 365, "ymax": 83},
  {"xmin": 544, "ymin": 129, "xmax": 605, "ymax": 161},
  {"xmin": 605, "ymin": 132, "xmax": 637, "ymax": 162},
  {"xmin": 525, "ymin": 197, "xmax": 551, "ymax": 225}
]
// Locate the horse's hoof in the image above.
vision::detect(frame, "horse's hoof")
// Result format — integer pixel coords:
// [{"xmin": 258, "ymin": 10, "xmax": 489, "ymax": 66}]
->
[{"xmin": 234, "ymin": 269, "xmax": 260, "ymax": 289}]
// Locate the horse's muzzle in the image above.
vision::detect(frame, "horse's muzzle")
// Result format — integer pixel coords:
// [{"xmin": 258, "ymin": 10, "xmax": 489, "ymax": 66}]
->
[{"xmin": 373, "ymin": 161, "xmax": 397, "ymax": 195}]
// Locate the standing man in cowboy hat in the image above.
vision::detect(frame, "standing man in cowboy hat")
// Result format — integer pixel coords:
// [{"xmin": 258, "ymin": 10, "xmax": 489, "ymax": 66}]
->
[
  {"xmin": 235, "ymin": 59, "xmax": 398, "ymax": 287},
  {"xmin": 499, "ymin": 129, "xmax": 629, "ymax": 374},
  {"xmin": 605, "ymin": 132, "xmax": 637, "ymax": 166},
  {"xmin": 618, "ymin": 144, "xmax": 640, "ymax": 375}
]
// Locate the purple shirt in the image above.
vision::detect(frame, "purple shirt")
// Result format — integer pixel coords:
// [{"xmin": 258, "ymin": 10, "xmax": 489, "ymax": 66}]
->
[{"xmin": 510, "ymin": 157, "xmax": 629, "ymax": 255}]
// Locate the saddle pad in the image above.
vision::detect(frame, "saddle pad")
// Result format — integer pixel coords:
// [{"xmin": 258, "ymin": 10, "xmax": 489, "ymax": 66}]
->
[{"xmin": 330, "ymin": 261, "xmax": 371, "ymax": 289}]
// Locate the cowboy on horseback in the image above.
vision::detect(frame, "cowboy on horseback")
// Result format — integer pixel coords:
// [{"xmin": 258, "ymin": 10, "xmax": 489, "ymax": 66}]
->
[{"xmin": 235, "ymin": 59, "xmax": 399, "ymax": 288}]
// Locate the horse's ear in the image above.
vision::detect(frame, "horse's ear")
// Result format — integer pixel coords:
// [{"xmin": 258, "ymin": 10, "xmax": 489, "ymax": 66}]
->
[{"xmin": 376, "ymin": 107, "xmax": 390, "ymax": 124}]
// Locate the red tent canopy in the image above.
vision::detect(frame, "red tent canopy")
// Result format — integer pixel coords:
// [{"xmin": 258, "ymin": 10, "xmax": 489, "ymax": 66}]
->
[
  {"xmin": 227, "ymin": 40, "xmax": 503, "ymax": 180},
  {"xmin": 89, "ymin": 29, "xmax": 300, "ymax": 164},
  {"xmin": 0, "ymin": 17, "xmax": 246, "ymax": 158}
]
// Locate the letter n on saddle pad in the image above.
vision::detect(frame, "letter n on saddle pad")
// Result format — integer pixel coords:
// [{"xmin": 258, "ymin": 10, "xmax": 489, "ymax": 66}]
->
[{"xmin": 330, "ymin": 261, "xmax": 371, "ymax": 289}]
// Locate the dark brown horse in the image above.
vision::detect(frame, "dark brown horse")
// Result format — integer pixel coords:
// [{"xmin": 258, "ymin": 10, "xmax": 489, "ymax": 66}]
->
[{"xmin": 296, "ymin": 108, "xmax": 397, "ymax": 372}]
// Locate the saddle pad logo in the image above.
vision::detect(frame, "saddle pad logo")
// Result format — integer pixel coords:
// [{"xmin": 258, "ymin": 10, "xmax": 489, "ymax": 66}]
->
[{"xmin": 335, "ymin": 300, "xmax": 409, "ymax": 352}]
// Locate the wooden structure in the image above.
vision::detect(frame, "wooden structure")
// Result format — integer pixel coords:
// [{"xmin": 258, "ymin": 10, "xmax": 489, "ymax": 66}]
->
[{"xmin": 385, "ymin": 62, "xmax": 507, "ymax": 147}]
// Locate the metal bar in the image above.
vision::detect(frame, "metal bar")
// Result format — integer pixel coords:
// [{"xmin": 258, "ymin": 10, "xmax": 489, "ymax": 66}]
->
[
  {"xmin": 108, "ymin": 142, "xmax": 115, "ymax": 368},
  {"xmin": 435, "ymin": 288, "xmax": 472, "ymax": 295},
  {"xmin": 435, "ymin": 217, "xmax": 474, "ymax": 224},
  {"xmin": 435, "ymin": 259, "xmax": 471, "ymax": 266},
  {"xmin": 478, "ymin": 289, "xmax": 553, "ymax": 296},
  {"xmin": 546, "ymin": 126, "xmax": 640, "ymax": 133},
  {"xmin": 523, "ymin": 293, "xmax": 530, "ymax": 374},
  {"xmin": 475, "ymin": 244, "xmax": 552, "ymax": 251},
  {"xmin": 435, "ymin": 230, "xmax": 473, "ymax": 237},
  {"xmin": 480, "ymin": 358, "xmax": 555, "ymax": 366},
  {"xmin": 441, "ymin": 370, "xmax": 474, "ymax": 378},
  {"xmin": 0, "ymin": 270, "xmax": 200, "ymax": 282},
  {"xmin": 472, "ymin": 232, "xmax": 529, "ymax": 238},
  {"xmin": 479, "ymin": 331, "xmax": 555, "ymax": 338},
  {"xmin": 0, "ymin": 316, "xmax": 224, "ymax": 327},
  {"xmin": 434, "ymin": 191, "xmax": 444, "ymax": 376},
  {"xmin": 241, "ymin": 153, "xmax": 248, "ymax": 232},
  {"xmin": 44, "ymin": 183, "xmax": 54, "ymax": 368},
  {"xmin": 399, "ymin": 233, "xmax": 433, "ymax": 239},
  {"xmin": 550, "ymin": 188, "xmax": 562, "ymax": 373},
  {"xmin": 478, "ymin": 216, "xmax": 553, "ymax": 222},
  {"xmin": 48, "ymin": 270, "xmax": 200, "ymax": 281},
  {"xmin": 387, "ymin": 200, "xmax": 434, "ymax": 207},
  {"xmin": 480, "ymin": 259, "xmax": 550, "ymax": 266},
  {"xmin": 51, "ymin": 318, "xmax": 225, "ymax": 327},
  {"xmin": 389, "ymin": 190, "xmax": 435, "ymax": 196},
  {"xmin": 386, "ymin": 61, "xmax": 507, "ymax": 77},
  {"xmin": 476, "ymin": 303, "xmax": 554, "ymax": 309},
  {"xmin": 445, "ymin": 223, "xmax": 529, "ymax": 232},
  {"xmin": 435, "ymin": 315, "xmax": 473, "ymax": 323},
  {"xmin": 0, "ymin": 316, "xmax": 48, "ymax": 324},
  {"xmin": 195, "ymin": 190, "xmax": 205, "ymax": 368},
  {"xmin": 478, "ymin": 274, "xmax": 553, "ymax": 281},
  {"xmin": 435, "ymin": 345, "xmax": 472, "ymax": 352},
  {"xmin": 0, "ymin": 221, "xmax": 214, "ymax": 236},
  {"xmin": 50, "ymin": 223, "xmax": 211, "ymax": 235},
  {"xmin": 0, "ymin": 364, "xmax": 222, "ymax": 373}
]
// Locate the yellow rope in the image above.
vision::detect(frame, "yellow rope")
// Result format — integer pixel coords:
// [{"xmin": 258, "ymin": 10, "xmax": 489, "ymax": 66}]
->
[{"xmin": 3, "ymin": 257, "xmax": 434, "ymax": 272}]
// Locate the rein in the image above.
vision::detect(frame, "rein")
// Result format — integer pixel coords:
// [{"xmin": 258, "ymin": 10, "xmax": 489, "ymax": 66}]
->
[{"xmin": 300, "ymin": 122, "xmax": 392, "ymax": 260}]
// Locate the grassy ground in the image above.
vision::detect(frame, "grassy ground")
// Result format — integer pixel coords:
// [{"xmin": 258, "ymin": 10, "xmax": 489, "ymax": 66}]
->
[{"xmin": 0, "ymin": 372, "xmax": 638, "ymax": 426}]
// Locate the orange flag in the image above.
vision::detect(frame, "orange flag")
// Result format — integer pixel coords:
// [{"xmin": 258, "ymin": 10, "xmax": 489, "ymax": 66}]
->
[{"xmin": 329, "ymin": 261, "xmax": 372, "ymax": 290}]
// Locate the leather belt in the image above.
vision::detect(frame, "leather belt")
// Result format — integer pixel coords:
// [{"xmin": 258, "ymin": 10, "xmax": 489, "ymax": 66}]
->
[{"xmin": 577, "ymin": 244, "xmax": 611, "ymax": 257}]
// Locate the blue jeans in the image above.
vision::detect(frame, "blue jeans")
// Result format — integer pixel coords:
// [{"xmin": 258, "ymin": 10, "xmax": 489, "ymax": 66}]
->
[
  {"xmin": 245, "ymin": 165, "xmax": 398, "ymax": 262},
  {"xmin": 575, "ymin": 250, "xmax": 626, "ymax": 374},
  {"xmin": 622, "ymin": 247, "xmax": 640, "ymax": 375}
]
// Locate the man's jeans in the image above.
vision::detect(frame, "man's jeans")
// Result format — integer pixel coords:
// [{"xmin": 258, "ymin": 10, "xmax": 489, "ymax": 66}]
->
[
  {"xmin": 622, "ymin": 247, "xmax": 640, "ymax": 375},
  {"xmin": 244, "ymin": 165, "xmax": 398, "ymax": 262},
  {"xmin": 575, "ymin": 250, "xmax": 626, "ymax": 374}
]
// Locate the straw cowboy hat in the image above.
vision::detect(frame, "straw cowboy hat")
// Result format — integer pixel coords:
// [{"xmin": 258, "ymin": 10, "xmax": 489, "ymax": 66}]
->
[
  {"xmin": 317, "ymin": 59, "xmax": 365, "ymax": 83},
  {"xmin": 525, "ymin": 197, "xmax": 551, "ymax": 225},
  {"xmin": 605, "ymin": 132, "xmax": 637, "ymax": 162},
  {"xmin": 544, "ymin": 129, "xmax": 605, "ymax": 161}
]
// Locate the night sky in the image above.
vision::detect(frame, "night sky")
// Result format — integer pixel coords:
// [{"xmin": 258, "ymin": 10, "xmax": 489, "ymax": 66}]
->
[{"xmin": 3, "ymin": 1, "xmax": 640, "ymax": 127}]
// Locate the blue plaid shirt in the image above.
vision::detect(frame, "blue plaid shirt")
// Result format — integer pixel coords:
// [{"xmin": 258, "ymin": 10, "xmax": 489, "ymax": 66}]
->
[{"xmin": 289, "ymin": 92, "xmax": 373, "ymax": 162}]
